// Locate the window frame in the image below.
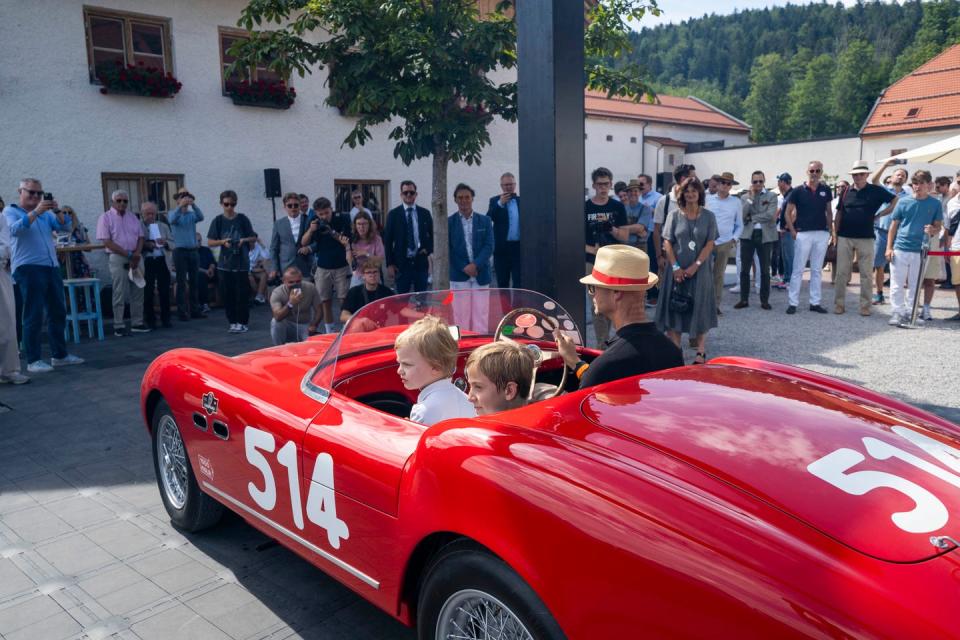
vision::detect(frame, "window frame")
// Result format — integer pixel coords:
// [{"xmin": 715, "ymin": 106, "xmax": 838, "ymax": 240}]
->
[
  {"xmin": 333, "ymin": 179, "xmax": 390, "ymax": 226},
  {"xmin": 101, "ymin": 172, "xmax": 184, "ymax": 216},
  {"xmin": 218, "ymin": 27, "xmax": 289, "ymax": 94},
  {"xmin": 83, "ymin": 6, "xmax": 174, "ymax": 84}
]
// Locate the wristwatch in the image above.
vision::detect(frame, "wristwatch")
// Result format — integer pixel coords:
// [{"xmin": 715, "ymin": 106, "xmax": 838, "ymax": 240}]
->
[
  {"xmin": 695, "ymin": 259, "xmax": 702, "ymax": 267},
  {"xmin": 286, "ymin": 302, "xmax": 294, "ymax": 309}
]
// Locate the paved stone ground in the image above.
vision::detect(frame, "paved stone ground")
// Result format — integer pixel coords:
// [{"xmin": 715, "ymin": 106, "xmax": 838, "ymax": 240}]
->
[{"xmin": 0, "ymin": 272, "xmax": 957, "ymax": 640}]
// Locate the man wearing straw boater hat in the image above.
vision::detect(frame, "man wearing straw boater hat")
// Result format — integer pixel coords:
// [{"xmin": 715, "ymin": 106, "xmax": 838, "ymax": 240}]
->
[{"xmin": 555, "ymin": 244, "xmax": 682, "ymax": 389}]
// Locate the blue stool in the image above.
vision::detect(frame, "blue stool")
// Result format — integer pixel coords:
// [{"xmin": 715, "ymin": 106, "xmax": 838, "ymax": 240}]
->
[{"xmin": 63, "ymin": 278, "xmax": 104, "ymax": 343}]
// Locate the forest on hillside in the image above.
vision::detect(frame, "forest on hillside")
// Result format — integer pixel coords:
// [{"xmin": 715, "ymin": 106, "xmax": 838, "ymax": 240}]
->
[{"xmin": 626, "ymin": 0, "xmax": 960, "ymax": 141}]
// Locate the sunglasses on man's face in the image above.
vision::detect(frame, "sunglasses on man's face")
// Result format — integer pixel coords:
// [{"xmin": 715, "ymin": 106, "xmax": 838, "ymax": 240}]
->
[
  {"xmin": 114, "ymin": 199, "xmax": 129, "ymax": 204},
  {"xmin": 809, "ymin": 169, "xmax": 822, "ymax": 174},
  {"xmin": 22, "ymin": 189, "xmax": 43, "ymax": 197},
  {"xmin": 176, "ymin": 192, "xmax": 195, "ymax": 200},
  {"xmin": 285, "ymin": 203, "xmax": 299, "ymax": 209},
  {"xmin": 401, "ymin": 190, "xmax": 416, "ymax": 196},
  {"xmin": 222, "ymin": 201, "xmax": 237, "ymax": 207},
  {"xmin": 752, "ymin": 179, "xmax": 765, "ymax": 184},
  {"xmin": 719, "ymin": 180, "xmax": 732, "ymax": 186}
]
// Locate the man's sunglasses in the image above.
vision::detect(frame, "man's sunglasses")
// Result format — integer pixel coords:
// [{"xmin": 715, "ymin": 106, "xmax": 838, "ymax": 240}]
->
[
  {"xmin": 176, "ymin": 192, "xmax": 195, "ymax": 200},
  {"xmin": 809, "ymin": 169, "xmax": 823, "ymax": 174},
  {"xmin": 285, "ymin": 203, "xmax": 300, "ymax": 209},
  {"xmin": 401, "ymin": 190, "xmax": 416, "ymax": 196},
  {"xmin": 114, "ymin": 199, "xmax": 129, "ymax": 203},
  {"xmin": 752, "ymin": 179, "xmax": 765, "ymax": 184},
  {"xmin": 21, "ymin": 189, "xmax": 43, "ymax": 197},
  {"xmin": 222, "ymin": 201, "xmax": 237, "ymax": 207},
  {"xmin": 719, "ymin": 180, "xmax": 733, "ymax": 186}
]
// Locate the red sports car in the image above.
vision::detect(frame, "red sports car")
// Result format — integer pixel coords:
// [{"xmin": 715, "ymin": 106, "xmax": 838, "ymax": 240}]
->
[{"xmin": 142, "ymin": 288, "xmax": 960, "ymax": 640}]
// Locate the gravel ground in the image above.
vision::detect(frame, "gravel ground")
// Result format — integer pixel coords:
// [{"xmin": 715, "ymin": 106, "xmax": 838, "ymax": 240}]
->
[{"xmin": 647, "ymin": 267, "xmax": 960, "ymax": 423}]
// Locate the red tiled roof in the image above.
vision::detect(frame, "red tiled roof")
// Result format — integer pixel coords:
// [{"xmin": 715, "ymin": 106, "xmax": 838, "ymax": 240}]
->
[
  {"xmin": 644, "ymin": 135, "xmax": 687, "ymax": 146},
  {"xmin": 862, "ymin": 44, "xmax": 960, "ymax": 136},
  {"xmin": 584, "ymin": 90, "xmax": 750, "ymax": 133}
]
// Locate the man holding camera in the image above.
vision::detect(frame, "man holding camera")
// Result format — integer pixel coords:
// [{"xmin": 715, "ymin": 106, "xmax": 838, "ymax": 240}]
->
[
  {"xmin": 168, "ymin": 187, "xmax": 205, "ymax": 320},
  {"xmin": 302, "ymin": 197, "xmax": 351, "ymax": 334},
  {"xmin": 3, "ymin": 179, "xmax": 83, "ymax": 373},
  {"xmin": 97, "ymin": 189, "xmax": 148, "ymax": 336},
  {"xmin": 270, "ymin": 266, "xmax": 321, "ymax": 345},
  {"xmin": 487, "ymin": 172, "xmax": 522, "ymax": 288}
]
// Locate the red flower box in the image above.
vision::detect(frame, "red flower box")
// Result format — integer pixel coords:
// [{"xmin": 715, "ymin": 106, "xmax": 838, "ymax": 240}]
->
[
  {"xmin": 97, "ymin": 60, "xmax": 181, "ymax": 98},
  {"xmin": 225, "ymin": 79, "xmax": 295, "ymax": 109}
]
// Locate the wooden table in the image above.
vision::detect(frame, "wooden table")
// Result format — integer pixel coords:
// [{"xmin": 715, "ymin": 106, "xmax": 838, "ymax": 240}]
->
[{"xmin": 56, "ymin": 243, "xmax": 103, "ymax": 279}]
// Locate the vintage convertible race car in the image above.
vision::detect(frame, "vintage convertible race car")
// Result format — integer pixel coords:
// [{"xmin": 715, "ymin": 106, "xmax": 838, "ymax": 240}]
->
[{"xmin": 141, "ymin": 288, "xmax": 960, "ymax": 639}]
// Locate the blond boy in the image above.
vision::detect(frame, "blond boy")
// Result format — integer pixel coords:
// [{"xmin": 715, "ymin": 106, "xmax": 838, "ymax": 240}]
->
[
  {"xmin": 465, "ymin": 342, "xmax": 535, "ymax": 415},
  {"xmin": 395, "ymin": 316, "xmax": 475, "ymax": 425}
]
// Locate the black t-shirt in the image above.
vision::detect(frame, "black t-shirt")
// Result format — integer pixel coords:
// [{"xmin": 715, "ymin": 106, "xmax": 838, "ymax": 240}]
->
[
  {"xmin": 837, "ymin": 184, "xmax": 895, "ymax": 239},
  {"xmin": 580, "ymin": 322, "xmax": 683, "ymax": 389},
  {"xmin": 308, "ymin": 213, "xmax": 351, "ymax": 270},
  {"xmin": 584, "ymin": 198, "xmax": 628, "ymax": 263},
  {"xmin": 207, "ymin": 213, "xmax": 256, "ymax": 271},
  {"xmin": 342, "ymin": 283, "xmax": 394, "ymax": 315},
  {"xmin": 786, "ymin": 183, "xmax": 832, "ymax": 232},
  {"xmin": 777, "ymin": 188, "xmax": 792, "ymax": 230}
]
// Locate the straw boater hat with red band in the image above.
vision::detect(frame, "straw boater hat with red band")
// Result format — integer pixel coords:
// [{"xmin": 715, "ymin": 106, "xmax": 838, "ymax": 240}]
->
[{"xmin": 580, "ymin": 244, "xmax": 658, "ymax": 291}]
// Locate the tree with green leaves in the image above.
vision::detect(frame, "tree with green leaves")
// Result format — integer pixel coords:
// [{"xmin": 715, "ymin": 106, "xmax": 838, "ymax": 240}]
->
[
  {"xmin": 889, "ymin": 0, "xmax": 960, "ymax": 81},
  {"xmin": 743, "ymin": 53, "xmax": 789, "ymax": 143},
  {"xmin": 230, "ymin": 0, "xmax": 659, "ymax": 288},
  {"xmin": 832, "ymin": 40, "xmax": 888, "ymax": 133},
  {"xmin": 784, "ymin": 53, "xmax": 835, "ymax": 139}
]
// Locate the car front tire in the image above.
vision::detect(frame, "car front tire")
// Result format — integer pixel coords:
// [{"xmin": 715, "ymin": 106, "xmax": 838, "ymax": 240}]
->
[
  {"xmin": 417, "ymin": 540, "xmax": 566, "ymax": 640},
  {"xmin": 152, "ymin": 399, "xmax": 223, "ymax": 532}
]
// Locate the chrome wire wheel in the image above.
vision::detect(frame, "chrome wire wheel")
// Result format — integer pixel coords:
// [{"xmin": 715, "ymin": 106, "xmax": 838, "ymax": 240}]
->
[
  {"xmin": 157, "ymin": 414, "xmax": 188, "ymax": 510},
  {"xmin": 435, "ymin": 589, "xmax": 534, "ymax": 640}
]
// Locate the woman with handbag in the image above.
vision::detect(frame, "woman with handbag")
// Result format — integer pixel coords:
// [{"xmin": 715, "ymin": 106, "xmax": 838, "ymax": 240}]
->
[{"xmin": 655, "ymin": 177, "xmax": 718, "ymax": 364}]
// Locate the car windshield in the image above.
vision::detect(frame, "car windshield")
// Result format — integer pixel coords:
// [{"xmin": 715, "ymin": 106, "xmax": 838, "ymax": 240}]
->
[{"xmin": 304, "ymin": 288, "xmax": 582, "ymax": 399}]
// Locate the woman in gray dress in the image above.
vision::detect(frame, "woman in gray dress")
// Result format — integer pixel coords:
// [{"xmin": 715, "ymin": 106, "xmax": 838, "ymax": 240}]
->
[{"xmin": 655, "ymin": 177, "xmax": 718, "ymax": 364}]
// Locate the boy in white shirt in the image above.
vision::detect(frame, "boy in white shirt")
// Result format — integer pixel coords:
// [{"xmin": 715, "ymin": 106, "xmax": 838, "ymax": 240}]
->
[
  {"xmin": 465, "ymin": 341, "xmax": 535, "ymax": 415},
  {"xmin": 395, "ymin": 316, "xmax": 475, "ymax": 425}
]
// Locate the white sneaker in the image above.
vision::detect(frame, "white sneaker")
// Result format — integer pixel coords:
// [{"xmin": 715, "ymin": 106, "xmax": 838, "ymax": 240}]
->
[
  {"xmin": 0, "ymin": 372, "xmax": 30, "ymax": 385},
  {"xmin": 237, "ymin": 324, "xmax": 249, "ymax": 333},
  {"xmin": 729, "ymin": 284, "xmax": 741, "ymax": 293},
  {"xmin": 27, "ymin": 360, "xmax": 54, "ymax": 373},
  {"xmin": 51, "ymin": 354, "xmax": 84, "ymax": 367},
  {"xmin": 888, "ymin": 313, "xmax": 901, "ymax": 326},
  {"xmin": 922, "ymin": 308, "xmax": 934, "ymax": 321},
  {"xmin": 228, "ymin": 323, "xmax": 239, "ymax": 333}
]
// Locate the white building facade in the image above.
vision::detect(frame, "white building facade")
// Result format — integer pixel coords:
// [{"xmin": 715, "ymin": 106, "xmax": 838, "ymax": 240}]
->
[{"xmin": 0, "ymin": 0, "xmax": 519, "ymax": 242}]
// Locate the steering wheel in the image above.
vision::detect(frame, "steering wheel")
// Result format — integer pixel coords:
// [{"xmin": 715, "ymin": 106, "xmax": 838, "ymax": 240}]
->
[{"xmin": 493, "ymin": 308, "xmax": 568, "ymax": 398}]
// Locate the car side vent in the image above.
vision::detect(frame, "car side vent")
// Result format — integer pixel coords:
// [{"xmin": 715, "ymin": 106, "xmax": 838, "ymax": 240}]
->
[
  {"xmin": 212, "ymin": 420, "xmax": 230, "ymax": 440},
  {"xmin": 192, "ymin": 413, "xmax": 208, "ymax": 431}
]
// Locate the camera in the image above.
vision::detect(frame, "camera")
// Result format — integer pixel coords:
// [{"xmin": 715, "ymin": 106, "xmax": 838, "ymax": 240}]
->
[
  {"xmin": 43, "ymin": 192, "xmax": 54, "ymax": 201},
  {"xmin": 289, "ymin": 283, "xmax": 302, "ymax": 292}
]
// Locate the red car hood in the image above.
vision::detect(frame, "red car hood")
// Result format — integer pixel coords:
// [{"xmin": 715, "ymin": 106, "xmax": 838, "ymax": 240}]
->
[{"xmin": 577, "ymin": 361, "xmax": 960, "ymax": 563}]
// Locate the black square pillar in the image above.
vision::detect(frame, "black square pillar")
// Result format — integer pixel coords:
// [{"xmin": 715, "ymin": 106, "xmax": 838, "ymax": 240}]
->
[{"xmin": 517, "ymin": 0, "xmax": 586, "ymax": 330}]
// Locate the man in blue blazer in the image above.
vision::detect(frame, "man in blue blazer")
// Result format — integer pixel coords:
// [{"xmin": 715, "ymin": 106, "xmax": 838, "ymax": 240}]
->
[
  {"xmin": 449, "ymin": 183, "xmax": 494, "ymax": 332},
  {"xmin": 486, "ymin": 172, "xmax": 521, "ymax": 288}
]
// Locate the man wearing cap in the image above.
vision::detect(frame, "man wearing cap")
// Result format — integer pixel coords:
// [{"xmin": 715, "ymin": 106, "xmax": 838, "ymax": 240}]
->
[
  {"xmin": 555, "ymin": 244, "xmax": 683, "ymax": 389},
  {"xmin": 833, "ymin": 160, "xmax": 898, "ymax": 315},
  {"xmin": 705, "ymin": 171, "xmax": 743, "ymax": 313},
  {"xmin": 774, "ymin": 173, "xmax": 794, "ymax": 290},
  {"xmin": 784, "ymin": 160, "xmax": 834, "ymax": 315}
]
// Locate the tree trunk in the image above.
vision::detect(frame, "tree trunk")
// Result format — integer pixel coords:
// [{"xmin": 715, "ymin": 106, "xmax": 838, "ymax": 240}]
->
[{"xmin": 431, "ymin": 144, "xmax": 450, "ymax": 290}]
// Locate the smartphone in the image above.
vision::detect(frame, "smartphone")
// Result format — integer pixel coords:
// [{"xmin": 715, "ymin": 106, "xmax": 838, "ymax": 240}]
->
[
  {"xmin": 289, "ymin": 283, "xmax": 302, "ymax": 291},
  {"xmin": 43, "ymin": 192, "xmax": 54, "ymax": 201},
  {"xmin": 891, "ymin": 158, "xmax": 907, "ymax": 165}
]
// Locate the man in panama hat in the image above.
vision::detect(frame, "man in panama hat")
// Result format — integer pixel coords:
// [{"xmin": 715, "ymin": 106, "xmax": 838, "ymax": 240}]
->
[{"xmin": 554, "ymin": 244, "xmax": 682, "ymax": 388}]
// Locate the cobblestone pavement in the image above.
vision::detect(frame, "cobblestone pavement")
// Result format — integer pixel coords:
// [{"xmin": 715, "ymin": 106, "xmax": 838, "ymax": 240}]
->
[{"xmin": 0, "ymin": 274, "xmax": 957, "ymax": 640}]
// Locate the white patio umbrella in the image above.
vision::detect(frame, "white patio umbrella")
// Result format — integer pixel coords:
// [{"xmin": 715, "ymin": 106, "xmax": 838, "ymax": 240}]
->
[{"xmin": 882, "ymin": 133, "xmax": 960, "ymax": 166}]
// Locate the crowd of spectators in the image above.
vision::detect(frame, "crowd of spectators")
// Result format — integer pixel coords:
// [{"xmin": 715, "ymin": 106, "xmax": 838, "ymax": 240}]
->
[{"xmin": 2, "ymin": 157, "xmax": 957, "ymax": 385}]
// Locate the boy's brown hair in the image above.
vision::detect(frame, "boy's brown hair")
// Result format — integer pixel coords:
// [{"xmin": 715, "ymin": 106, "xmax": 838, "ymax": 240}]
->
[
  {"xmin": 465, "ymin": 341, "xmax": 535, "ymax": 398},
  {"xmin": 395, "ymin": 316, "xmax": 458, "ymax": 374}
]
